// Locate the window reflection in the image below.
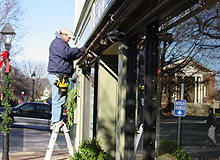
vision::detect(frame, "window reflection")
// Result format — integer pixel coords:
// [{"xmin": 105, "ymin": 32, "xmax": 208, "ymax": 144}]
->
[{"xmin": 136, "ymin": 1, "xmax": 220, "ymax": 159}]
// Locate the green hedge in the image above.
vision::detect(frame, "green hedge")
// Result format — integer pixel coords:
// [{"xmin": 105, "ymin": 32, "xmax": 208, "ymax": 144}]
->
[
  {"xmin": 156, "ymin": 139, "xmax": 191, "ymax": 160},
  {"xmin": 70, "ymin": 138, "xmax": 109, "ymax": 160}
]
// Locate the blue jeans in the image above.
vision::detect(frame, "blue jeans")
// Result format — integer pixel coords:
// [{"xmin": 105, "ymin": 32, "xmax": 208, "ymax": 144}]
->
[{"xmin": 48, "ymin": 74, "xmax": 67, "ymax": 125}]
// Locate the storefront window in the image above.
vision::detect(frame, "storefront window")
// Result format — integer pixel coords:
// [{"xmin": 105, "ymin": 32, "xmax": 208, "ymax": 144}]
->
[{"xmin": 136, "ymin": 1, "xmax": 220, "ymax": 159}]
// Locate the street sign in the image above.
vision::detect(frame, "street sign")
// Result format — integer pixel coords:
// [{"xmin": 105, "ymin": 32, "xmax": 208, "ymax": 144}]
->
[{"xmin": 174, "ymin": 100, "xmax": 186, "ymax": 117}]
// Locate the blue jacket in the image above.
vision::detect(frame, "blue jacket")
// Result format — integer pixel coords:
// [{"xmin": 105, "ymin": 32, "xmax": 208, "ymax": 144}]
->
[{"xmin": 48, "ymin": 32, "xmax": 83, "ymax": 77}]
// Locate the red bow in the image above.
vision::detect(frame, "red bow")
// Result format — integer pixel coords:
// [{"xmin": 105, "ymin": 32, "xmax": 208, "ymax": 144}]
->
[
  {"xmin": 0, "ymin": 50, "xmax": 10, "ymax": 73},
  {"xmin": 157, "ymin": 68, "xmax": 161, "ymax": 75}
]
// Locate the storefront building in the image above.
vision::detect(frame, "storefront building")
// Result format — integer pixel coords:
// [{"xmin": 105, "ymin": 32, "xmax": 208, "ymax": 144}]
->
[{"xmin": 71, "ymin": 0, "xmax": 219, "ymax": 159}]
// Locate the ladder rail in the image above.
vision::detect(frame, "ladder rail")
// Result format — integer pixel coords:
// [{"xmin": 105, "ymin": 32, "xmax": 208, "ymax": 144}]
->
[
  {"xmin": 63, "ymin": 123, "xmax": 74, "ymax": 156},
  {"xmin": 44, "ymin": 130, "xmax": 59, "ymax": 160},
  {"xmin": 44, "ymin": 121, "xmax": 74, "ymax": 160}
]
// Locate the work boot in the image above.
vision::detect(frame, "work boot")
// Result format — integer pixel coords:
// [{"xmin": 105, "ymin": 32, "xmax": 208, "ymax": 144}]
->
[
  {"xmin": 50, "ymin": 121, "xmax": 59, "ymax": 131},
  {"xmin": 50, "ymin": 121, "xmax": 65, "ymax": 132}
]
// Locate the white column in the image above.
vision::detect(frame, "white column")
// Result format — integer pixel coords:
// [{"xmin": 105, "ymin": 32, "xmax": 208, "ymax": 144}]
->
[
  {"xmin": 200, "ymin": 76, "xmax": 203, "ymax": 103},
  {"xmin": 198, "ymin": 77, "xmax": 201, "ymax": 103},
  {"xmin": 194, "ymin": 77, "xmax": 197, "ymax": 103}
]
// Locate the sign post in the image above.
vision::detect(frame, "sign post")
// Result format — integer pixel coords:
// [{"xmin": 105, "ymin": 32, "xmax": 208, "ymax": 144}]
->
[{"xmin": 174, "ymin": 100, "xmax": 186, "ymax": 144}]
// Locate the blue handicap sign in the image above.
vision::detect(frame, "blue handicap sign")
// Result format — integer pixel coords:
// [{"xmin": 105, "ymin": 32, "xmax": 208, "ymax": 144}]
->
[{"xmin": 174, "ymin": 100, "xmax": 186, "ymax": 117}]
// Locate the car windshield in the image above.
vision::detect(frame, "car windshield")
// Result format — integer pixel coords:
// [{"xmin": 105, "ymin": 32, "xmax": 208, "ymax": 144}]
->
[{"xmin": 13, "ymin": 103, "xmax": 25, "ymax": 109}]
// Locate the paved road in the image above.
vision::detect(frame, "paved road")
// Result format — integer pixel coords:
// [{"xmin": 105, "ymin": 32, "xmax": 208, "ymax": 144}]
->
[
  {"xmin": 137, "ymin": 115, "xmax": 220, "ymax": 160},
  {"xmin": 0, "ymin": 123, "xmax": 69, "ymax": 158},
  {"xmin": 161, "ymin": 116, "xmax": 220, "ymax": 160}
]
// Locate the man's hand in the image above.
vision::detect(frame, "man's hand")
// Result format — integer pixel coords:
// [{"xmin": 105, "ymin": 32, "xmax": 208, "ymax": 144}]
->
[{"xmin": 79, "ymin": 47, "xmax": 87, "ymax": 53}]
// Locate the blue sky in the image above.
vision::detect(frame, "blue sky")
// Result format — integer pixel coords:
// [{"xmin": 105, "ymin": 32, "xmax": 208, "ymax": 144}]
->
[{"xmin": 19, "ymin": 0, "xmax": 75, "ymax": 64}]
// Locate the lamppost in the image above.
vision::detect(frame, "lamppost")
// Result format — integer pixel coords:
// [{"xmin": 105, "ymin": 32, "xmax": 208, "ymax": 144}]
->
[
  {"xmin": 0, "ymin": 22, "xmax": 16, "ymax": 160},
  {"xmin": 31, "ymin": 71, "xmax": 36, "ymax": 102}
]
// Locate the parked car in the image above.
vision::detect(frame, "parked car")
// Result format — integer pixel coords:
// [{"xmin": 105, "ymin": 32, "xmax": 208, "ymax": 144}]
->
[{"xmin": 0, "ymin": 102, "xmax": 66, "ymax": 127}]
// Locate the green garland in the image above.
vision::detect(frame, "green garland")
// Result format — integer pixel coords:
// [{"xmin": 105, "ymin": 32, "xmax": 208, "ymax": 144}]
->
[
  {"xmin": 1, "ymin": 58, "xmax": 17, "ymax": 134},
  {"xmin": 65, "ymin": 88, "xmax": 77, "ymax": 126}
]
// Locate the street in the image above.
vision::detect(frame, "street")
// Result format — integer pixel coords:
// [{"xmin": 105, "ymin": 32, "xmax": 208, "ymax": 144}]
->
[
  {"xmin": 0, "ymin": 116, "xmax": 219, "ymax": 159},
  {"xmin": 0, "ymin": 123, "xmax": 68, "ymax": 158},
  {"xmin": 137, "ymin": 115, "xmax": 220, "ymax": 160},
  {"xmin": 161, "ymin": 116, "xmax": 220, "ymax": 159}
]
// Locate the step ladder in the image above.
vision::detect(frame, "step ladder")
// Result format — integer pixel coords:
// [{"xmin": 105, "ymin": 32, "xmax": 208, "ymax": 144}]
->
[{"xmin": 44, "ymin": 121, "xmax": 74, "ymax": 160}]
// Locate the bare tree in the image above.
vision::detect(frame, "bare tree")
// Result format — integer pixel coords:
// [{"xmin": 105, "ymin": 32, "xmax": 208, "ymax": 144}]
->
[
  {"xmin": 10, "ymin": 67, "xmax": 31, "ymax": 100},
  {"xmin": 13, "ymin": 59, "xmax": 50, "ymax": 101},
  {"xmin": 160, "ymin": 2, "xmax": 220, "ymax": 67},
  {"xmin": 158, "ymin": 2, "xmax": 220, "ymax": 108},
  {"xmin": 0, "ymin": 0, "xmax": 26, "ymax": 59}
]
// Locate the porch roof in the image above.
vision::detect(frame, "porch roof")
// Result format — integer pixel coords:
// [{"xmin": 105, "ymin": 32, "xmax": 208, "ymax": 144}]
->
[{"xmin": 77, "ymin": 0, "xmax": 217, "ymax": 67}]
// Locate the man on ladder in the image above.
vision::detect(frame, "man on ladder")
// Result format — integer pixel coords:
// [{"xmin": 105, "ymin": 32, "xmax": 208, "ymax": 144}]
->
[{"xmin": 46, "ymin": 27, "xmax": 87, "ymax": 159}]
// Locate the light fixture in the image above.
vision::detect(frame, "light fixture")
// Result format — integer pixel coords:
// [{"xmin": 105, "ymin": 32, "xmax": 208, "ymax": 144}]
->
[
  {"xmin": 0, "ymin": 22, "xmax": 16, "ymax": 50},
  {"xmin": 31, "ymin": 71, "xmax": 36, "ymax": 80}
]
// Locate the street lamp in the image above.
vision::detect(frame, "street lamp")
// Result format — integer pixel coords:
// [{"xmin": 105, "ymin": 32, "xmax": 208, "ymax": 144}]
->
[
  {"xmin": 31, "ymin": 71, "xmax": 36, "ymax": 102},
  {"xmin": 0, "ymin": 22, "xmax": 16, "ymax": 160},
  {"xmin": 1, "ymin": 22, "xmax": 16, "ymax": 53}
]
